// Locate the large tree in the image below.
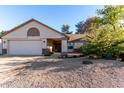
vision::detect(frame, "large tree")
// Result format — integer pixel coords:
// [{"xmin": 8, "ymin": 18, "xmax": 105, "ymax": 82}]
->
[
  {"xmin": 97, "ymin": 5, "xmax": 124, "ymax": 31},
  {"xmin": 75, "ymin": 16, "xmax": 101, "ymax": 34},
  {"xmin": 61, "ymin": 24, "xmax": 72, "ymax": 34},
  {"xmin": 75, "ymin": 21, "xmax": 84, "ymax": 34},
  {"xmin": 87, "ymin": 5, "xmax": 124, "ymax": 41},
  {"xmin": 81, "ymin": 5, "xmax": 124, "ymax": 58}
]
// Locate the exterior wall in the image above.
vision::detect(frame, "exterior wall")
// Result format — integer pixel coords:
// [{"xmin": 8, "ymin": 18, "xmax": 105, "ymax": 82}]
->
[
  {"xmin": 1, "ymin": 39, "xmax": 8, "ymax": 55},
  {"xmin": 67, "ymin": 42, "xmax": 84, "ymax": 52},
  {"xmin": 68, "ymin": 49, "xmax": 74, "ymax": 52},
  {"xmin": 2, "ymin": 21, "xmax": 65, "ymax": 39},
  {"xmin": 74, "ymin": 42, "xmax": 84, "ymax": 49},
  {"xmin": 2, "ymin": 38, "xmax": 47, "ymax": 55},
  {"xmin": 2, "ymin": 39, "xmax": 8, "ymax": 49},
  {"xmin": 61, "ymin": 39, "xmax": 68, "ymax": 52},
  {"xmin": 0, "ymin": 39, "xmax": 2, "ymax": 54},
  {"xmin": 41, "ymin": 38, "xmax": 47, "ymax": 49}
]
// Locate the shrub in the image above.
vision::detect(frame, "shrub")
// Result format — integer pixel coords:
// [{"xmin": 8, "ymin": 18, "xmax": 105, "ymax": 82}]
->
[
  {"xmin": 81, "ymin": 29, "xmax": 124, "ymax": 59},
  {"xmin": 119, "ymin": 52, "xmax": 124, "ymax": 61}
]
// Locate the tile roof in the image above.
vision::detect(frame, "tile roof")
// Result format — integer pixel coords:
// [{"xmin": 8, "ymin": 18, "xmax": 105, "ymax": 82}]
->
[{"xmin": 66, "ymin": 34, "xmax": 86, "ymax": 42}]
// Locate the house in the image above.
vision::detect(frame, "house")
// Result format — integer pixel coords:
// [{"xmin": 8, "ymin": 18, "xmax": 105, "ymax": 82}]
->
[
  {"xmin": 1, "ymin": 19, "xmax": 69, "ymax": 55},
  {"xmin": 66, "ymin": 34, "xmax": 87, "ymax": 52},
  {"xmin": 0, "ymin": 19, "xmax": 85, "ymax": 55}
]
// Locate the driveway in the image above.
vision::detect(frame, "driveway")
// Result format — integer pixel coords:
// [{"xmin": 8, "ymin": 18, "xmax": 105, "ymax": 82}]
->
[
  {"xmin": 0, "ymin": 55, "xmax": 124, "ymax": 88},
  {"xmin": 0, "ymin": 56, "xmax": 45, "ymax": 84}
]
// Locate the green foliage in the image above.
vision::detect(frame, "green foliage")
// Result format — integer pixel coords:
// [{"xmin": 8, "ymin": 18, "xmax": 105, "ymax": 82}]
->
[
  {"xmin": 81, "ymin": 27, "xmax": 124, "ymax": 58},
  {"xmin": 81, "ymin": 5, "xmax": 124, "ymax": 59},
  {"xmin": 97, "ymin": 5, "xmax": 124, "ymax": 31},
  {"xmin": 0, "ymin": 31, "xmax": 6, "ymax": 37},
  {"xmin": 75, "ymin": 21, "xmax": 84, "ymax": 34},
  {"xmin": 75, "ymin": 16, "xmax": 101, "ymax": 34},
  {"xmin": 61, "ymin": 24, "xmax": 72, "ymax": 34}
]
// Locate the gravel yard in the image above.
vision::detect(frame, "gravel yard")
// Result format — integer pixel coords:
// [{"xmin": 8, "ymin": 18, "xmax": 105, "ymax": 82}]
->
[{"xmin": 0, "ymin": 56, "xmax": 124, "ymax": 88}]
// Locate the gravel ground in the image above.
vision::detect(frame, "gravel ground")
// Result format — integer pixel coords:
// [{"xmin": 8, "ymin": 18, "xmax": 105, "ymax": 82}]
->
[{"xmin": 0, "ymin": 56, "xmax": 124, "ymax": 88}]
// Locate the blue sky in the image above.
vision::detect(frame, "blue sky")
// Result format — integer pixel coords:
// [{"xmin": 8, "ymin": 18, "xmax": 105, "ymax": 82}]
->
[{"xmin": 0, "ymin": 5, "xmax": 103, "ymax": 33}]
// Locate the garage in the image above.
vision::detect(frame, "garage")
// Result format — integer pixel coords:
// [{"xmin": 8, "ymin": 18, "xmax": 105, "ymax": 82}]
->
[{"xmin": 9, "ymin": 40, "xmax": 42, "ymax": 55}]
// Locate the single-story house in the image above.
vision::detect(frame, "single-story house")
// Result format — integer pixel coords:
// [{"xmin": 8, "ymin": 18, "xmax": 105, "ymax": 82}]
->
[
  {"xmin": 66, "ymin": 34, "xmax": 87, "ymax": 52},
  {"xmin": 0, "ymin": 19, "xmax": 85, "ymax": 55}
]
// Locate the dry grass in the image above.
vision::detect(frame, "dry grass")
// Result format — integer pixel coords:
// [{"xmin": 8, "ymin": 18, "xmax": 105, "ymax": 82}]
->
[{"xmin": 0, "ymin": 56, "xmax": 124, "ymax": 88}]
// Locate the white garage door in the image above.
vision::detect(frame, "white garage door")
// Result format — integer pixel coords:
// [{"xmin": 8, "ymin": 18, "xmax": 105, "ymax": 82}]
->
[{"xmin": 9, "ymin": 40, "xmax": 42, "ymax": 55}]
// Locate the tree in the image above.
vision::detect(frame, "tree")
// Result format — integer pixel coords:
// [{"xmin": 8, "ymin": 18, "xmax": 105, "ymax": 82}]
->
[
  {"xmin": 61, "ymin": 24, "xmax": 72, "ymax": 34},
  {"xmin": 86, "ymin": 5, "xmax": 124, "ymax": 45},
  {"xmin": 75, "ymin": 21, "xmax": 84, "ymax": 34},
  {"xmin": 97, "ymin": 5, "xmax": 124, "ymax": 31},
  {"xmin": 0, "ymin": 31, "xmax": 6, "ymax": 37},
  {"xmin": 75, "ymin": 16, "xmax": 101, "ymax": 34},
  {"xmin": 82, "ymin": 27, "xmax": 124, "ymax": 58},
  {"xmin": 81, "ymin": 5, "xmax": 124, "ymax": 59}
]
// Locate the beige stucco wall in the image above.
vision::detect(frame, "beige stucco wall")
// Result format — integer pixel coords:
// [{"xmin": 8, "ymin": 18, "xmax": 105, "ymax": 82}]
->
[
  {"xmin": 74, "ymin": 42, "xmax": 84, "ymax": 49},
  {"xmin": 2, "ymin": 39, "xmax": 7, "ymax": 49},
  {"xmin": 67, "ymin": 42, "xmax": 84, "ymax": 52},
  {"xmin": 62, "ymin": 40, "xmax": 68, "ymax": 52},
  {"xmin": 2, "ymin": 20, "xmax": 68, "ymax": 53},
  {"xmin": 2, "ymin": 21, "xmax": 65, "ymax": 39}
]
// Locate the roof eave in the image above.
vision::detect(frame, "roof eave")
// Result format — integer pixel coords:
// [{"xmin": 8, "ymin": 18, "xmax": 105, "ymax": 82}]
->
[{"xmin": 1, "ymin": 18, "xmax": 69, "ymax": 39}]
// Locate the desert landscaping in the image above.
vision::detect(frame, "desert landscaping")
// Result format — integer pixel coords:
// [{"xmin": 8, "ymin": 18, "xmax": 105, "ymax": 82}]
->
[{"xmin": 0, "ymin": 55, "xmax": 124, "ymax": 88}]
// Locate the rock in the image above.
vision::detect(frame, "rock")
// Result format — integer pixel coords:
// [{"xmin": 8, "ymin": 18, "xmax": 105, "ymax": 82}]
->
[
  {"xmin": 82, "ymin": 60, "xmax": 93, "ymax": 64},
  {"xmin": 88, "ymin": 54, "xmax": 100, "ymax": 59}
]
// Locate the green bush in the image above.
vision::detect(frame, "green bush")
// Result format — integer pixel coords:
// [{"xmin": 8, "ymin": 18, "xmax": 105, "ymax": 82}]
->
[
  {"xmin": 81, "ymin": 43, "xmax": 119, "ymax": 59},
  {"xmin": 80, "ymin": 5, "xmax": 124, "ymax": 59},
  {"xmin": 81, "ymin": 29, "xmax": 124, "ymax": 59}
]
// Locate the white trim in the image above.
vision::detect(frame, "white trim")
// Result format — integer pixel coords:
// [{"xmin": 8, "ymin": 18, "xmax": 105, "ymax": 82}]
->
[{"xmin": 61, "ymin": 40, "xmax": 68, "ymax": 52}]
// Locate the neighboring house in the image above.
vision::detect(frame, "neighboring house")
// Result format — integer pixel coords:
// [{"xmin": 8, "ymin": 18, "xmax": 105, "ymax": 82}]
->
[
  {"xmin": 0, "ymin": 19, "xmax": 86, "ymax": 55},
  {"xmin": 66, "ymin": 34, "xmax": 86, "ymax": 52}
]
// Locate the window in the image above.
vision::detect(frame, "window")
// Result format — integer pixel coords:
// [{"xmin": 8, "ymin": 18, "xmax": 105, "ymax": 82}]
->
[
  {"xmin": 27, "ymin": 27, "xmax": 40, "ymax": 36},
  {"xmin": 68, "ymin": 43, "xmax": 74, "ymax": 49}
]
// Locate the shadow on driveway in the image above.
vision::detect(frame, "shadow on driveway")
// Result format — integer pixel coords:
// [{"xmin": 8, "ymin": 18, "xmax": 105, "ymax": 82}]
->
[
  {"xmin": 3, "ymin": 57, "xmax": 83, "ymax": 73},
  {"xmin": 3, "ymin": 56, "xmax": 124, "ymax": 74}
]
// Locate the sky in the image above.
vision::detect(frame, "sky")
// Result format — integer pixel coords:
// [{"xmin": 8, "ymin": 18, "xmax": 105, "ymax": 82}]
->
[{"xmin": 0, "ymin": 5, "xmax": 103, "ymax": 33}]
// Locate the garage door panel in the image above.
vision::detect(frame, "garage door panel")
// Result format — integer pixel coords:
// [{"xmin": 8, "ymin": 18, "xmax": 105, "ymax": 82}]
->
[{"xmin": 9, "ymin": 41, "xmax": 42, "ymax": 55}]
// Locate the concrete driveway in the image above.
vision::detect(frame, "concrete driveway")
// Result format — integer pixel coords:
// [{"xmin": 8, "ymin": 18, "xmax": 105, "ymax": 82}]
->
[{"xmin": 0, "ymin": 56, "xmax": 44, "ymax": 84}]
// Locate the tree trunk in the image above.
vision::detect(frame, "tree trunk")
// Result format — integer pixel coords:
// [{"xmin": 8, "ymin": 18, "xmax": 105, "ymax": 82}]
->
[{"xmin": 112, "ymin": 24, "xmax": 116, "ymax": 31}]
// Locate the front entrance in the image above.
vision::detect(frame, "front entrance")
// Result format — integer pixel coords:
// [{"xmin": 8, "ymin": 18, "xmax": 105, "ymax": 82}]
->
[
  {"xmin": 53, "ymin": 40, "xmax": 61, "ymax": 52},
  {"xmin": 47, "ymin": 39, "xmax": 61, "ymax": 53}
]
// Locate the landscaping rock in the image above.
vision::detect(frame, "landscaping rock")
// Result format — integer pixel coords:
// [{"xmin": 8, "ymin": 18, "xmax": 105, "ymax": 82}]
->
[
  {"xmin": 82, "ymin": 60, "xmax": 93, "ymax": 64},
  {"xmin": 88, "ymin": 54, "xmax": 100, "ymax": 59},
  {"xmin": 1, "ymin": 56, "xmax": 124, "ymax": 88}
]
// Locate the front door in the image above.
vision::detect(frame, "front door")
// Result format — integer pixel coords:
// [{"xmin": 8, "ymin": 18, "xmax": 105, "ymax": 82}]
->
[{"xmin": 53, "ymin": 40, "xmax": 61, "ymax": 52}]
